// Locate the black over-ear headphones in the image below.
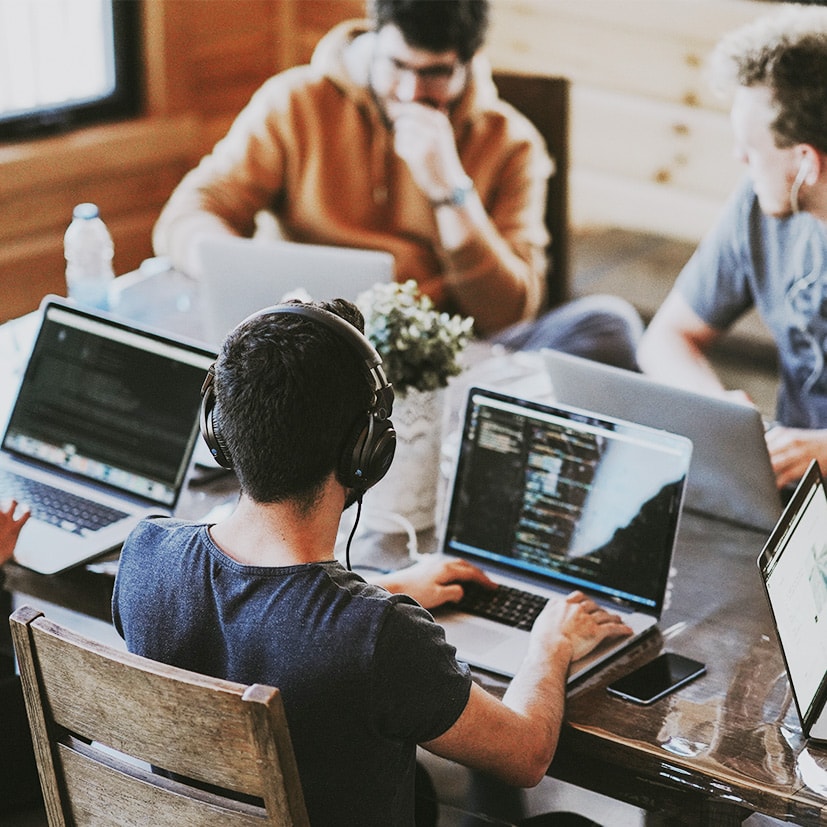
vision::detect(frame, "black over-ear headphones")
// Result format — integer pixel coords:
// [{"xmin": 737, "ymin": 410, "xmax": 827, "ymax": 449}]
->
[{"xmin": 199, "ymin": 304, "xmax": 396, "ymax": 493}]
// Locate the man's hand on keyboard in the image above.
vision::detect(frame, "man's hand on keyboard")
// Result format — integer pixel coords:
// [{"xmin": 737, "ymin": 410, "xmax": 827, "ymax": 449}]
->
[
  {"xmin": 531, "ymin": 590, "xmax": 633, "ymax": 664},
  {"xmin": 0, "ymin": 499, "xmax": 30, "ymax": 564},
  {"xmin": 373, "ymin": 556, "xmax": 496, "ymax": 610}
]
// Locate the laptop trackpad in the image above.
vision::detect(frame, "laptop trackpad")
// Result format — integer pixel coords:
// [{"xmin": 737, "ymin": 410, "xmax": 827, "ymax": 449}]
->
[{"xmin": 441, "ymin": 614, "xmax": 529, "ymax": 677}]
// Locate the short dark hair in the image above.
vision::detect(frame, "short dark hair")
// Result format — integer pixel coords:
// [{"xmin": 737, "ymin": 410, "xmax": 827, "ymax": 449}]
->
[
  {"xmin": 371, "ymin": 0, "xmax": 490, "ymax": 63},
  {"xmin": 213, "ymin": 299, "xmax": 372, "ymax": 509},
  {"xmin": 709, "ymin": 5, "xmax": 827, "ymax": 154}
]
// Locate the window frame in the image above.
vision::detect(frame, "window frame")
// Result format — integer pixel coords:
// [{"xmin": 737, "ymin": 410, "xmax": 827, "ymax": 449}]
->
[{"xmin": 0, "ymin": 0, "xmax": 143, "ymax": 142}]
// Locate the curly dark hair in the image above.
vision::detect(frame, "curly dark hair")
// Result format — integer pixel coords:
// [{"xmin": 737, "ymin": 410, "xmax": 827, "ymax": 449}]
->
[{"xmin": 709, "ymin": 5, "xmax": 827, "ymax": 153}]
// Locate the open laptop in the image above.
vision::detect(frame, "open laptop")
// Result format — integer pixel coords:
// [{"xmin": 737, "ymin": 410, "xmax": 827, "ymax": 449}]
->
[
  {"xmin": 433, "ymin": 386, "xmax": 692, "ymax": 682},
  {"xmin": 543, "ymin": 349, "xmax": 782, "ymax": 531},
  {"xmin": 196, "ymin": 236, "xmax": 395, "ymax": 347},
  {"xmin": 757, "ymin": 459, "xmax": 827, "ymax": 743},
  {"xmin": 0, "ymin": 296, "xmax": 216, "ymax": 575}
]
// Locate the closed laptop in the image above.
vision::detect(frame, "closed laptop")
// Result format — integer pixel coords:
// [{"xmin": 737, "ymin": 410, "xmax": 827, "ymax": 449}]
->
[
  {"xmin": 543, "ymin": 348, "xmax": 782, "ymax": 531},
  {"xmin": 196, "ymin": 236, "xmax": 394, "ymax": 347}
]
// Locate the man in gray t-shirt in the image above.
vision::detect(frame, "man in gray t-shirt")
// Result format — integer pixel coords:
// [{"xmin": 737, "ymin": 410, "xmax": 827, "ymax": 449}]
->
[{"xmin": 639, "ymin": 6, "xmax": 827, "ymax": 490}]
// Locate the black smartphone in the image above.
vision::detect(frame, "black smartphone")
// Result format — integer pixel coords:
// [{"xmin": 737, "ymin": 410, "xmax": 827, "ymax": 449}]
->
[{"xmin": 606, "ymin": 652, "xmax": 706, "ymax": 705}]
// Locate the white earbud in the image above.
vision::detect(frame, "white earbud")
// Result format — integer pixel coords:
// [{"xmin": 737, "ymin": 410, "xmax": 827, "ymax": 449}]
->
[{"xmin": 790, "ymin": 157, "xmax": 811, "ymax": 214}]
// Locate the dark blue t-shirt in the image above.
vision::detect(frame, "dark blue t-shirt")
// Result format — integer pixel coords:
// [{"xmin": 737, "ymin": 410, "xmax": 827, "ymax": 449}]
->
[{"xmin": 112, "ymin": 518, "xmax": 471, "ymax": 826}]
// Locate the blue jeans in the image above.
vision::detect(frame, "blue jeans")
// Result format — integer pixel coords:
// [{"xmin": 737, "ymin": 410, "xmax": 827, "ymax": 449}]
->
[{"xmin": 491, "ymin": 294, "xmax": 643, "ymax": 372}]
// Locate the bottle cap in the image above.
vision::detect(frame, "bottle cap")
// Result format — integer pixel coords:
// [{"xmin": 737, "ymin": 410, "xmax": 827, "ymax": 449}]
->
[{"xmin": 72, "ymin": 203, "xmax": 100, "ymax": 220}]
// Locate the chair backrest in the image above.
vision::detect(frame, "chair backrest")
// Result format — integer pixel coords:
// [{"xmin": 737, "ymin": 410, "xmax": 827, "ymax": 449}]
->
[
  {"xmin": 493, "ymin": 71, "xmax": 570, "ymax": 309},
  {"xmin": 10, "ymin": 605, "xmax": 310, "ymax": 827}
]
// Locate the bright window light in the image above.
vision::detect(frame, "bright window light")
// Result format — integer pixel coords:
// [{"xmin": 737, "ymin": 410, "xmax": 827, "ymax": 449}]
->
[{"xmin": 0, "ymin": 0, "xmax": 140, "ymax": 140}]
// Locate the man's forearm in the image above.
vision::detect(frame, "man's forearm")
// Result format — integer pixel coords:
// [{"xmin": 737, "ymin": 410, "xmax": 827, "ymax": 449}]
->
[
  {"xmin": 496, "ymin": 637, "xmax": 572, "ymax": 785},
  {"xmin": 638, "ymin": 323, "xmax": 728, "ymax": 397},
  {"xmin": 436, "ymin": 202, "xmax": 546, "ymax": 335}
]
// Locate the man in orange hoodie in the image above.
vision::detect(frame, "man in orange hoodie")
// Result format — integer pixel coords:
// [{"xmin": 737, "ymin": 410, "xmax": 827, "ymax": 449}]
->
[{"xmin": 153, "ymin": 0, "xmax": 642, "ymax": 369}]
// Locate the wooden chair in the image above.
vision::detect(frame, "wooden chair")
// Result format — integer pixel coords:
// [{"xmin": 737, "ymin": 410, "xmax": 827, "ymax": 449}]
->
[
  {"xmin": 493, "ymin": 71, "xmax": 571, "ymax": 309},
  {"xmin": 10, "ymin": 605, "xmax": 310, "ymax": 827}
]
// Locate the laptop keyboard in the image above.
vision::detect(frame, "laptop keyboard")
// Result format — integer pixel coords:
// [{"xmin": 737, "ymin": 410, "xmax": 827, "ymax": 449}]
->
[
  {"xmin": 0, "ymin": 471, "xmax": 128, "ymax": 536},
  {"xmin": 455, "ymin": 581, "xmax": 549, "ymax": 632}
]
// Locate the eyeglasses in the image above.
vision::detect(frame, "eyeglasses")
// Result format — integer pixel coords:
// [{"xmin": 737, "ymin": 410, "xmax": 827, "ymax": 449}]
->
[{"xmin": 374, "ymin": 53, "xmax": 466, "ymax": 95}]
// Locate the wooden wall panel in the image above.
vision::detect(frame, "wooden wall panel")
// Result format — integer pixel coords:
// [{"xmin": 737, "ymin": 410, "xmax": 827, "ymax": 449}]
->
[
  {"xmin": 192, "ymin": 1, "xmax": 362, "ymax": 156},
  {"xmin": 569, "ymin": 169, "xmax": 731, "ymax": 244},
  {"xmin": 0, "ymin": 165, "xmax": 186, "ymax": 255},
  {"xmin": 148, "ymin": 0, "xmax": 288, "ymax": 160},
  {"xmin": 487, "ymin": 0, "xmax": 780, "ymax": 240},
  {"xmin": 487, "ymin": 0, "xmax": 768, "ymax": 111},
  {"xmin": 568, "ymin": 86, "xmax": 743, "ymax": 239},
  {"xmin": 0, "ymin": 115, "xmax": 198, "ymax": 321},
  {"xmin": 292, "ymin": 1, "xmax": 366, "ymax": 63},
  {"xmin": 570, "ymin": 88, "xmax": 740, "ymax": 195},
  {"xmin": 0, "ymin": 246, "xmax": 67, "ymax": 323}
]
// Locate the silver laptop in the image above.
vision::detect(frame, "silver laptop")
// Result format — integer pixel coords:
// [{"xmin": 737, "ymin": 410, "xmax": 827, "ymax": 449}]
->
[
  {"xmin": 758, "ymin": 459, "xmax": 827, "ymax": 743},
  {"xmin": 196, "ymin": 236, "xmax": 395, "ymax": 346},
  {"xmin": 434, "ymin": 386, "xmax": 692, "ymax": 682},
  {"xmin": 543, "ymin": 349, "xmax": 782, "ymax": 531},
  {"xmin": 0, "ymin": 296, "xmax": 216, "ymax": 575}
]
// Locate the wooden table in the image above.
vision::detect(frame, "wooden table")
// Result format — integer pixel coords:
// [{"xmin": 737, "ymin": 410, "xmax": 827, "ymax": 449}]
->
[
  {"xmin": 550, "ymin": 509, "xmax": 827, "ymax": 826},
  {"xmin": 3, "ymin": 275, "xmax": 827, "ymax": 825}
]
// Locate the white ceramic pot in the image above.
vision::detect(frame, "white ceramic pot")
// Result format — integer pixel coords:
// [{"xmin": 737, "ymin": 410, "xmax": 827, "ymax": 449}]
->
[{"xmin": 361, "ymin": 386, "xmax": 445, "ymax": 533}]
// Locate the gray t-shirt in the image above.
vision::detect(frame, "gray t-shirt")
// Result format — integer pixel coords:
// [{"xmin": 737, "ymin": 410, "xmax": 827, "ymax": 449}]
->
[
  {"xmin": 112, "ymin": 517, "xmax": 472, "ymax": 827},
  {"xmin": 676, "ymin": 177, "xmax": 827, "ymax": 428}
]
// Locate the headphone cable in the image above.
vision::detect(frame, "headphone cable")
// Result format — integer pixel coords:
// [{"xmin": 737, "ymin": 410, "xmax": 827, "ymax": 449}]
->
[{"xmin": 345, "ymin": 495, "xmax": 363, "ymax": 571}]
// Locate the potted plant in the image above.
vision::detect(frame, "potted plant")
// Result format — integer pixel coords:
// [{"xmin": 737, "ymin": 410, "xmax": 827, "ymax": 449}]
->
[
  {"xmin": 355, "ymin": 280, "xmax": 474, "ymax": 532},
  {"xmin": 356, "ymin": 279, "xmax": 474, "ymax": 396}
]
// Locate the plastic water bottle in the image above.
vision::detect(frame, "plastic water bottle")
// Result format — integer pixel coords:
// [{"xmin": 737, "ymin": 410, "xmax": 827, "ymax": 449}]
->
[{"xmin": 64, "ymin": 203, "xmax": 115, "ymax": 311}]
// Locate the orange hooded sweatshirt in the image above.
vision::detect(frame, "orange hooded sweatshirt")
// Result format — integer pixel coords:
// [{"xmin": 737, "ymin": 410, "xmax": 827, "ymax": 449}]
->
[{"xmin": 152, "ymin": 20, "xmax": 552, "ymax": 336}]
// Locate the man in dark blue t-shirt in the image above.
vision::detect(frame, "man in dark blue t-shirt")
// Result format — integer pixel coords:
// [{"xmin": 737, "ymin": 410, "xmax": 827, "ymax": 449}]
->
[{"xmin": 113, "ymin": 297, "xmax": 631, "ymax": 827}]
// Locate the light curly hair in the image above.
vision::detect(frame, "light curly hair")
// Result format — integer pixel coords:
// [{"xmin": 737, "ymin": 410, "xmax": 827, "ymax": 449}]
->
[{"xmin": 708, "ymin": 4, "xmax": 827, "ymax": 153}]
